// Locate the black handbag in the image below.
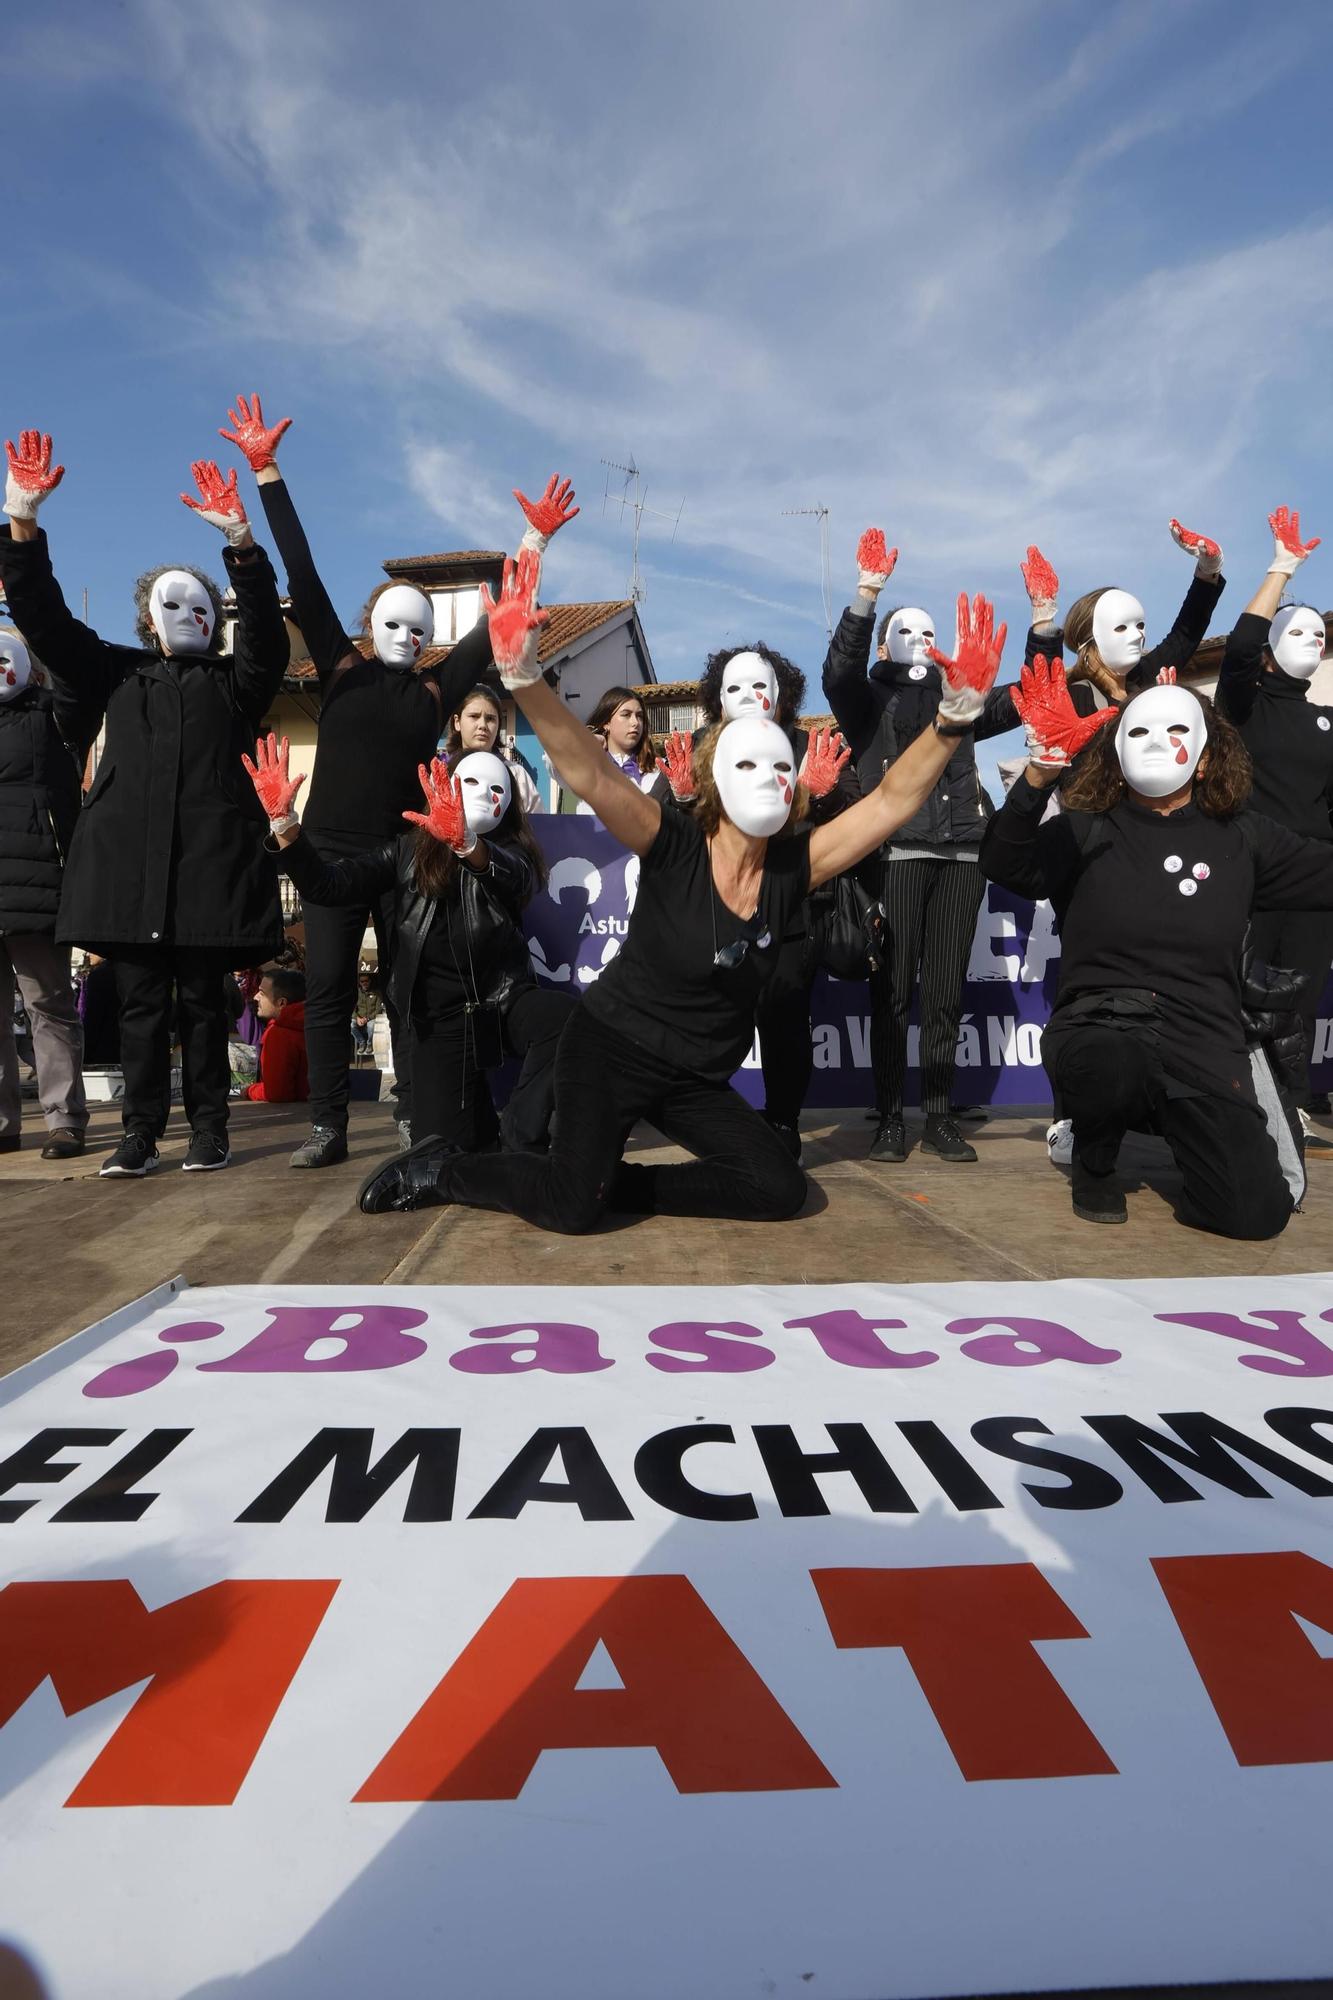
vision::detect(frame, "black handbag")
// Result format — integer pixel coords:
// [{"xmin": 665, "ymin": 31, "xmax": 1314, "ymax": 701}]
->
[{"xmin": 813, "ymin": 865, "xmax": 886, "ymax": 980}]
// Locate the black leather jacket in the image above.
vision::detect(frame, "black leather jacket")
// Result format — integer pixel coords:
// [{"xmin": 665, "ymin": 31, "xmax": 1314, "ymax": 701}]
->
[{"xmin": 280, "ymin": 828, "xmax": 537, "ymax": 1017}]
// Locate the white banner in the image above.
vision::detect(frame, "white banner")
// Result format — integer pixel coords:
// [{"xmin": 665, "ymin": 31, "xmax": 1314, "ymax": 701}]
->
[{"xmin": 4, "ymin": 1273, "xmax": 1333, "ymax": 1999}]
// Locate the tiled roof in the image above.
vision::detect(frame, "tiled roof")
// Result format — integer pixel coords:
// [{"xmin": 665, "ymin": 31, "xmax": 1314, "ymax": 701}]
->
[
  {"xmin": 281, "ymin": 601, "xmax": 637, "ymax": 684},
  {"xmin": 381, "ymin": 549, "xmax": 507, "ymax": 576}
]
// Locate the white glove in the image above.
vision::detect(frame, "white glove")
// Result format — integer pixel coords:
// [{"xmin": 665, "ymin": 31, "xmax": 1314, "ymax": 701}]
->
[
  {"xmin": 855, "ymin": 527, "xmax": 898, "ymax": 597},
  {"xmin": 1267, "ymin": 505, "xmax": 1319, "ymax": 579},
  {"xmin": 1168, "ymin": 518, "xmax": 1223, "ymax": 581},
  {"xmin": 4, "ymin": 431, "xmax": 64, "ymax": 521}
]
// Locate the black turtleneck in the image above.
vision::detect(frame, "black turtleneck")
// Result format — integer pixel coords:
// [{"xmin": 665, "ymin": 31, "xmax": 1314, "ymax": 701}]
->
[{"xmin": 1216, "ymin": 611, "xmax": 1333, "ymax": 844}]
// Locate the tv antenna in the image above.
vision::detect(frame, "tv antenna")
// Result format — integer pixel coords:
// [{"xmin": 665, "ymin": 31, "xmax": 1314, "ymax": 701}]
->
[
  {"xmin": 782, "ymin": 504, "xmax": 832, "ymax": 639},
  {"xmin": 601, "ymin": 456, "xmax": 685, "ymax": 603}
]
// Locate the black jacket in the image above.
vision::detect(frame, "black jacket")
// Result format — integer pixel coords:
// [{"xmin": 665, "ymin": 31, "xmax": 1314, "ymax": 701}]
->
[
  {"xmin": 280, "ymin": 828, "xmax": 538, "ymax": 1019},
  {"xmin": 822, "ymin": 605, "xmax": 1012, "ymax": 849},
  {"xmin": 991, "ymin": 574, "xmax": 1227, "ymax": 729},
  {"xmin": 1215, "ymin": 612, "xmax": 1333, "ymax": 846},
  {"xmin": 0, "ymin": 529, "xmax": 289, "ymax": 955},
  {"xmin": 0, "ymin": 684, "xmax": 82, "ymax": 934}
]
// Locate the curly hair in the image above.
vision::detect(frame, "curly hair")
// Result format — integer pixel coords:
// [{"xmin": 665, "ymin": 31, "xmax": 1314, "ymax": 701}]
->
[
  {"xmin": 1060, "ymin": 587, "xmax": 1133, "ymax": 702},
  {"xmin": 411, "ymin": 747, "xmax": 549, "ymax": 903},
  {"xmin": 133, "ymin": 564, "xmax": 226, "ymax": 655},
  {"xmin": 1061, "ymin": 691, "xmax": 1253, "ymax": 817},
  {"xmin": 689, "ymin": 719, "xmax": 810, "ymax": 839},
  {"xmin": 587, "ymin": 685, "xmax": 656, "ymax": 774},
  {"xmin": 697, "ymin": 642, "xmax": 807, "ymax": 727}
]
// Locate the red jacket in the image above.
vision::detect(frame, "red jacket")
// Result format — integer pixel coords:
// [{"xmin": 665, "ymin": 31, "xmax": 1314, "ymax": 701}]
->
[{"xmin": 246, "ymin": 1001, "xmax": 309, "ymax": 1102}]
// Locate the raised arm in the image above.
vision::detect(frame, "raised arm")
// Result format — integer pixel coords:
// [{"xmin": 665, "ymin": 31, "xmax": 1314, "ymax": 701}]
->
[
  {"xmin": 180, "ymin": 458, "xmax": 290, "ymax": 723},
  {"xmin": 0, "ymin": 430, "xmax": 124, "ymax": 727},
  {"xmin": 821, "ymin": 528, "xmax": 898, "ymax": 746},
  {"xmin": 1020, "ymin": 544, "xmax": 1064, "ymax": 667},
  {"xmin": 431, "ymin": 472, "xmax": 578, "ymax": 715},
  {"xmin": 1127, "ymin": 517, "xmax": 1226, "ymax": 691}
]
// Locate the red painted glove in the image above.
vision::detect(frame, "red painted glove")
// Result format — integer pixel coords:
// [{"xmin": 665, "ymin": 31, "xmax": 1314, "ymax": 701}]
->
[
  {"xmin": 1268, "ymin": 504, "xmax": 1320, "ymax": 578},
  {"xmin": 219, "ymin": 393, "xmax": 292, "ymax": 474},
  {"xmin": 4, "ymin": 430, "xmax": 65, "ymax": 520},
  {"xmin": 1011, "ymin": 654, "xmax": 1118, "ymax": 765},
  {"xmin": 856, "ymin": 527, "xmax": 898, "ymax": 594},
  {"xmin": 402, "ymin": 757, "xmax": 475, "ymax": 854},
  {"xmin": 1019, "ymin": 544, "xmax": 1059, "ymax": 624},
  {"xmin": 181, "ymin": 459, "xmax": 252, "ymax": 547},
  {"xmin": 479, "ymin": 548, "xmax": 550, "ymax": 688},
  {"xmin": 660, "ymin": 730, "xmax": 696, "ymax": 801},
  {"xmin": 515, "ymin": 473, "xmax": 579, "ymax": 553},
  {"xmin": 1169, "ymin": 517, "xmax": 1223, "ymax": 580},
  {"xmin": 799, "ymin": 726, "xmax": 852, "ymax": 798},
  {"xmin": 930, "ymin": 593, "xmax": 1007, "ymax": 725},
  {"xmin": 242, "ymin": 733, "xmax": 307, "ymax": 825}
]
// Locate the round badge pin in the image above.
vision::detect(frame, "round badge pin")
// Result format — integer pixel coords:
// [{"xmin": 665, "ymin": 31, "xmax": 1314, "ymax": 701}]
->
[
  {"xmin": 1192, "ymin": 863, "xmax": 1210, "ymax": 880},
  {"xmin": 1164, "ymin": 855, "xmax": 1183, "ymax": 874},
  {"xmin": 909, "ymin": 665, "xmax": 927, "ymax": 681},
  {"xmin": 1319, "ymin": 716, "xmax": 1331, "ymax": 732},
  {"xmin": 1179, "ymin": 880, "xmax": 1198, "ymax": 897}
]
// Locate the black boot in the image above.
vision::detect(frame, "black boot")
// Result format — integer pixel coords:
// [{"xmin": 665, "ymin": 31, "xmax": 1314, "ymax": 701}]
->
[
  {"xmin": 920, "ymin": 1113, "xmax": 978, "ymax": 1163},
  {"xmin": 358, "ymin": 1134, "xmax": 459, "ymax": 1214},
  {"xmin": 868, "ymin": 1115, "xmax": 907, "ymax": 1162},
  {"xmin": 1070, "ymin": 1147, "xmax": 1127, "ymax": 1224}
]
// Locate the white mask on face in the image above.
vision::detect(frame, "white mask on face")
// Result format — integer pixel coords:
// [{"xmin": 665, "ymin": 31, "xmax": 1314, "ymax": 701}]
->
[
  {"xmin": 149, "ymin": 570, "xmax": 215, "ymax": 654},
  {"xmin": 720, "ymin": 651, "xmax": 779, "ymax": 721},
  {"xmin": 1091, "ymin": 588, "xmax": 1147, "ymax": 673},
  {"xmin": 371, "ymin": 584, "xmax": 434, "ymax": 668},
  {"xmin": 712, "ymin": 717, "xmax": 796, "ymax": 838},
  {"xmin": 454, "ymin": 750, "xmax": 512, "ymax": 832},
  {"xmin": 1270, "ymin": 604, "xmax": 1326, "ymax": 681},
  {"xmin": 1115, "ymin": 685, "xmax": 1207, "ymax": 798},
  {"xmin": 0, "ymin": 630, "xmax": 33, "ymax": 700},
  {"xmin": 885, "ymin": 607, "xmax": 935, "ymax": 670}
]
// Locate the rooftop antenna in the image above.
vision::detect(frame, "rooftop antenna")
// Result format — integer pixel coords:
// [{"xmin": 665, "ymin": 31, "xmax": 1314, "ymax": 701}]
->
[
  {"xmin": 601, "ymin": 455, "xmax": 685, "ymax": 603},
  {"xmin": 782, "ymin": 505, "xmax": 832, "ymax": 639}
]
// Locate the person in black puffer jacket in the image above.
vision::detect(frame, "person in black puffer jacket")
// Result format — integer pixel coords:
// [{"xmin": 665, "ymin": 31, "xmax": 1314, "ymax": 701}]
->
[
  {"xmin": 0, "ymin": 625, "xmax": 87, "ymax": 1159},
  {"xmin": 246, "ymin": 736, "xmax": 575, "ymax": 1153}
]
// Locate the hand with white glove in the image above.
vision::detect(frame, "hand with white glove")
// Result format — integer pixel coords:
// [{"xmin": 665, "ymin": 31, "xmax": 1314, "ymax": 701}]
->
[
  {"xmin": 854, "ymin": 527, "xmax": 899, "ymax": 607},
  {"xmin": 181, "ymin": 460, "xmax": 254, "ymax": 549},
  {"xmin": 929, "ymin": 592, "xmax": 1007, "ymax": 727},
  {"xmin": 4, "ymin": 430, "xmax": 65, "ymax": 523},
  {"xmin": 479, "ymin": 548, "xmax": 550, "ymax": 689},
  {"xmin": 515, "ymin": 474, "xmax": 579, "ymax": 557},
  {"xmin": 1019, "ymin": 544, "xmax": 1060, "ymax": 631},
  {"xmin": 1169, "ymin": 517, "xmax": 1224, "ymax": 581},
  {"xmin": 1267, "ymin": 504, "xmax": 1320, "ymax": 579}
]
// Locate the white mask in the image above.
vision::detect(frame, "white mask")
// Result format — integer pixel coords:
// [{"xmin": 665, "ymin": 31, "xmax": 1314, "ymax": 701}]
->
[
  {"xmin": 148, "ymin": 569, "xmax": 215, "ymax": 654},
  {"xmin": 1270, "ymin": 604, "xmax": 1326, "ymax": 681},
  {"xmin": 720, "ymin": 650, "xmax": 779, "ymax": 721},
  {"xmin": 885, "ymin": 606, "xmax": 935, "ymax": 670},
  {"xmin": 454, "ymin": 750, "xmax": 512, "ymax": 832},
  {"xmin": 712, "ymin": 716, "xmax": 796, "ymax": 838},
  {"xmin": 1115, "ymin": 685, "xmax": 1207, "ymax": 799},
  {"xmin": 371, "ymin": 584, "xmax": 434, "ymax": 668},
  {"xmin": 0, "ymin": 630, "xmax": 33, "ymax": 700},
  {"xmin": 1091, "ymin": 588, "xmax": 1147, "ymax": 673}
]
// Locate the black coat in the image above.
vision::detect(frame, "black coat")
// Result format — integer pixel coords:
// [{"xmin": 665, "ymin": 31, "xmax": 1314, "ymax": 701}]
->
[
  {"xmin": 0, "ymin": 529, "xmax": 289, "ymax": 955},
  {"xmin": 1215, "ymin": 612, "xmax": 1333, "ymax": 845},
  {"xmin": 279, "ymin": 828, "xmax": 538, "ymax": 1020},
  {"xmin": 0, "ymin": 684, "xmax": 82, "ymax": 934}
]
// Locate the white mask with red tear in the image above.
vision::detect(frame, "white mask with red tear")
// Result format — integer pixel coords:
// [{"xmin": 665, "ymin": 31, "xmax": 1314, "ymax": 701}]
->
[
  {"xmin": 455, "ymin": 750, "xmax": 512, "ymax": 832},
  {"xmin": 1270, "ymin": 604, "xmax": 1326, "ymax": 681},
  {"xmin": 1115, "ymin": 684, "xmax": 1207, "ymax": 798},
  {"xmin": 149, "ymin": 569, "xmax": 215, "ymax": 654},
  {"xmin": 885, "ymin": 606, "xmax": 935, "ymax": 670},
  {"xmin": 720, "ymin": 651, "xmax": 779, "ymax": 721},
  {"xmin": 1092, "ymin": 588, "xmax": 1147, "ymax": 673},
  {"xmin": 371, "ymin": 584, "xmax": 434, "ymax": 668},
  {"xmin": 713, "ymin": 716, "xmax": 796, "ymax": 838},
  {"xmin": 0, "ymin": 630, "xmax": 33, "ymax": 700}
]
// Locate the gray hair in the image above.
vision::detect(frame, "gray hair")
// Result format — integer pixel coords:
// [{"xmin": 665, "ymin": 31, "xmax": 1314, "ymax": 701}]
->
[{"xmin": 133, "ymin": 564, "xmax": 226, "ymax": 654}]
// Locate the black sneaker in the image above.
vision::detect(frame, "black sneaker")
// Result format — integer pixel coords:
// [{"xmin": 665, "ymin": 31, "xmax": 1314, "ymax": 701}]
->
[
  {"xmin": 182, "ymin": 1131, "xmax": 231, "ymax": 1172},
  {"xmin": 1306, "ymin": 1092, "xmax": 1332, "ymax": 1117},
  {"xmin": 868, "ymin": 1116, "xmax": 907, "ymax": 1162},
  {"xmin": 761, "ymin": 1113, "xmax": 802, "ymax": 1164},
  {"xmin": 289, "ymin": 1125, "xmax": 349, "ymax": 1169},
  {"xmin": 100, "ymin": 1131, "xmax": 161, "ymax": 1179},
  {"xmin": 358, "ymin": 1134, "xmax": 458, "ymax": 1214},
  {"xmin": 1071, "ymin": 1148, "xmax": 1127, "ymax": 1224},
  {"xmin": 920, "ymin": 1114, "xmax": 978, "ymax": 1163}
]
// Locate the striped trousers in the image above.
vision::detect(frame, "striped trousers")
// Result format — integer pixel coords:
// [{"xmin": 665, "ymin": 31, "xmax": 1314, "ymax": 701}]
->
[{"xmin": 870, "ymin": 856, "xmax": 986, "ymax": 1116}]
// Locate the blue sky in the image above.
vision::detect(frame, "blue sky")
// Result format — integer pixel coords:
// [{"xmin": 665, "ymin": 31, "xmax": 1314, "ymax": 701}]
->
[{"xmin": 7, "ymin": 0, "xmax": 1333, "ymax": 794}]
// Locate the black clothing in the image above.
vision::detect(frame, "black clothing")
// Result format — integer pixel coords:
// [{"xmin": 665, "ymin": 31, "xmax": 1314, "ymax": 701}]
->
[
  {"xmin": 756, "ymin": 936, "xmax": 815, "ymax": 1127},
  {"xmin": 1012, "ymin": 573, "xmax": 1226, "ymax": 693},
  {"xmin": 1248, "ymin": 908, "xmax": 1333, "ymax": 1102},
  {"xmin": 1216, "ymin": 613, "xmax": 1333, "ymax": 845},
  {"xmin": 416, "ymin": 900, "xmax": 471, "ymax": 1015},
  {"xmin": 78, "ymin": 958, "xmax": 121, "ymax": 1066},
  {"xmin": 582, "ymin": 805, "xmax": 812, "ymax": 1084},
  {"xmin": 411, "ymin": 985, "xmax": 574, "ymax": 1152},
  {"xmin": 298, "ymin": 844, "xmax": 407, "ymax": 1132},
  {"xmin": 0, "ymin": 528, "xmax": 288, "ymax": 954},
  {"xmin": 0, "ymin": 685, "xmax": 81, "ymax": 934},
  {"xmin": 113, "ymin": 945, "xmax": 233, "ymax": 1140},
  {"xmin": 873, "ymin": 856, "xmax": 987, "ymax": 1115},
  {"xmin": 439, "ymin": 1003, "xmax": 807, "ymax": 1234}
]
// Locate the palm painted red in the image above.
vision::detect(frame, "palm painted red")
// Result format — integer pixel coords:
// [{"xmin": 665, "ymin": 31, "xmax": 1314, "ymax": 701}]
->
[
  {"xmin": 856, "ymin": 527, "xmax": 898, "ymax": 588},
  {"xmin": 1012, "ymin": 655, "xmax": 1117, "ymax": 762},
  {"xmin": 1269, "ymin": 505, "xmax": 1320, "ymax": 561},
  {"xmin": 660, "ymin": 730, "xmax": 696, "ymax": 799},
  {"xmin": 181, "ymin": 459, "xmax": 248, "ymax": 528},
  {"xmin": 242, "ymin": 733, "xmax": 306, "ymax": 820},
  {"xmin": 1168, "ymin": 518, "xmax": 1221, "ymax": 561},
  {"xmin": 219, "ymin": 393, "xmax": 292, "ymax": 473},
  {"xmin": 480, "ymin": 548, "xmax": 550, "ymax": 685},
  {"xmin": 799, "ymin": 726, "xmax": 851, "ymax": 798},
  {"xmin": 5, "ymin": 430, "xmax": 65, "ymax": 514},
  {"xmin": 931, "ymin": 593, "xmax": 1006, "ymax": 699},
  {"xmin": 402, "ymin": 758, "xmax": 470, "ymax": 850},
  {"xmin": 1019, "ymin": 544, "xmax": 1059, "ymax": 605},
  {"xmin": 514, "ymin": 473, "xmax": 579, "ymax": 538}
]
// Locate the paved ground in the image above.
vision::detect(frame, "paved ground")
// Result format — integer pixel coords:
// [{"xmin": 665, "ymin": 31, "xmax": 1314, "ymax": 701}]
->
[{"xmin": 4, "ymin": 1093, "xmax": 1331, "ymax": 1378}]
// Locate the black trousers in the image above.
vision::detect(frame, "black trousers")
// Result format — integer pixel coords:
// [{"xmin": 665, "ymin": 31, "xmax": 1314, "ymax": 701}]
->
[
  {"xmin": 1248, "ymin": 908, "xmax": 1333, "ymax": 1106},
  {"xmin": 870, "ymin": 857, "xmax": 986, "ymax": 1116},
  {"xmin": 1044, "ymin": 1023, "xmax": 1293, "ymax": 1241},
  {"xmin": 411, "ymin": 987, "xmax": 577, "ymax": 1152},
  {"xmin": 756, "ymin": 933, "xmax": 815, "ymax": 1128},
  {"xmin": 302, "ymin": 831, "xmax": 411, "ymax": 1132},
  {"xmin": 438, "ymin": 1004, "xmax": 808, "ymax": 1234},
  {"xmin": 111, "ymin": 944, "xmax": 233, "ymax": 1140}
]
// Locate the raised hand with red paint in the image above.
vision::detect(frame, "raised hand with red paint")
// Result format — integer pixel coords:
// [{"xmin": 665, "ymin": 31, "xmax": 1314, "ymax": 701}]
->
[
  {"xmin": 515, "ymin": 474, "xmax": 580, "ymax": 554},
  {"xmin": 660, "ymin": 729, "xmax": 696, "ymax": 802},
  {"xmin": 799, "ymin": 726, "xmax": 852, "ymax": 798},
  {"xmin": 1012, "ymin": 654, "xmax": 1117, "ymax": 767},
  {"xmin": 855, "ymin": 527, "xmax": 898, "ymax": 596},
  {"xmin": 219, "ymin": 393, "xmax": 292, "ymax": 475},
  {"xmin": 402, "ymin": 757, "xmax": 476, "ymax": 854},
  {"xmin": 1020, "ymin": 545, "xmax": 1059, "ymax": 628},
  {"xmin": 181, "ymin": 460, "xmax": 253, "ymax": 548},
  {"xmin": 242, "ymin": 733, "xmax": 307, "ymax": 828},
  {"xmin": 930, "ymin": 593, "xmax": 1007, "ymax": 725},
  {"xmin": 1169, "ymin": 518, "xmax": 1224, "ymax": 580},
  {"xmin": 479, "ymin": 548, "xmax": 550, "ymax": 689},
  {"xmin": 1268, "ymin": 504, "xmax": 1320, "ymax": 578},
  {"xmin": 4, "ymin": 430, "xmax": 65, "ymax": 521}
]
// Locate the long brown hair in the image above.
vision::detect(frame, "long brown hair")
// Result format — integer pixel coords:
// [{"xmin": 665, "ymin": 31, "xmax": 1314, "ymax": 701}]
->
[
  {"xmin": 444, "ymin": 684, "xmax": 502, "ymax": 756},
  {"xmin": 1060, "ymin": 588, "xmax": 1129, "ymax": 703},
  {"xmin": 588, "ymin": 685, "xmax": 656, "ymax": 774},
  {"xmin": 1061, "ymin": 692, "xmax": 1253, "ymax": 817},
  {"xmin": 410, "ymin": 750, "xmax": 549, "ymax": 902},
  {"xmin": 690, "ymin": 720, "xmax": 810, "ymax": 839}
]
